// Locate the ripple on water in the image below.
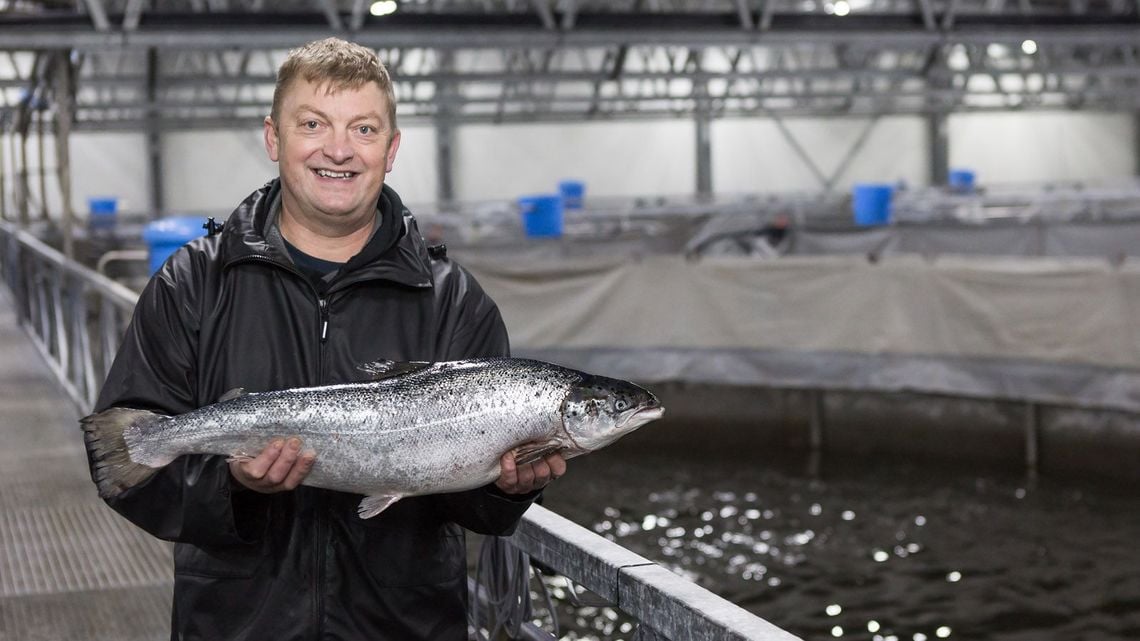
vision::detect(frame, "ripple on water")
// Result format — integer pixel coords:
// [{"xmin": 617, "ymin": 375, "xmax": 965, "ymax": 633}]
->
[{"xmin": 540, "ymin": 451, "xmax": 1140, "ymax": 641}]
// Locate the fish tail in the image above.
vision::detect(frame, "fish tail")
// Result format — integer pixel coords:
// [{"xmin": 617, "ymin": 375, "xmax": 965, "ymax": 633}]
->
[{"xmin": 80, "ymin": 407, "xmax": 166, "ymax": 500}]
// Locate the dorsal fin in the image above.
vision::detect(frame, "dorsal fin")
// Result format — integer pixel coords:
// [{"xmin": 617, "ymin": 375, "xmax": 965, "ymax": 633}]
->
[
  {"xmin": 357, "ymin": 360, "xmax": 432, "ymax": 381},
  {"xmin": 218, "ymin": 388, "xmax": 246, "ymax": 403}
]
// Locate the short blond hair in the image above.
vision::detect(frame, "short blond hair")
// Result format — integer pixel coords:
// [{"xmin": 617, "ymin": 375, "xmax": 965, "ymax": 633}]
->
[{"xmin": 271, "ymin": 37, "xmax": 397, "ymax": 131}]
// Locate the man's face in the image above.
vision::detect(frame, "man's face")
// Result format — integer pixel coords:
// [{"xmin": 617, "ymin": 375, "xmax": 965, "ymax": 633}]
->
[{"xmin": 264, "ymin": 78, "xmax": 400, "ymax": 230}]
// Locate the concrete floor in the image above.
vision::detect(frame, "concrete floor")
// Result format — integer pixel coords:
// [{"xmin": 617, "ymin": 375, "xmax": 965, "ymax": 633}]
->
[{"xmin": 0, "ymin": 293, "xmax": 171, "ymax": 641}]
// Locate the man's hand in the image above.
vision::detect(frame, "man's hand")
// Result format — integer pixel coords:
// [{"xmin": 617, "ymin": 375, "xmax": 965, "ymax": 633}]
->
[
  {"xmin": 495, "ymin": 450, "xmax": 567, "ymax": 495},
  {"xmin": 229, "ymin": 437, "xmax": 315, "ymax": 493}
]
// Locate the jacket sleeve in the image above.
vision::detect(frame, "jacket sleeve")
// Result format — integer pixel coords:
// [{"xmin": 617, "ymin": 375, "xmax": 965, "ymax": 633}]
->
[
  {"xmin": 429, "ymin": 260, "xmax": 540, "ymax": 535},
  {"xmin": 91, "ymin": 253, "xmax": 270, "ymax": 545}
]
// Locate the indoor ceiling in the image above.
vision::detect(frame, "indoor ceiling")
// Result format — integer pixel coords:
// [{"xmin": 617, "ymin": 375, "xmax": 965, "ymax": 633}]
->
[{"xmin": 0, "ymin": 0, "xmax": 1138, "ymax": 129}]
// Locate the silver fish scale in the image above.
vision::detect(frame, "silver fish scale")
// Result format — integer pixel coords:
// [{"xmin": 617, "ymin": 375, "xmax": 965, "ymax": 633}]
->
[{"xmin": 125, "ymin": 359, "xmax": 584, "ymax": 498}]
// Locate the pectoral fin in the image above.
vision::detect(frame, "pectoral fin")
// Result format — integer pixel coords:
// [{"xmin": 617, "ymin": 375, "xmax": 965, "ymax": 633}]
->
[
  {"xmin": 218, "ymin": 388, "xmax": 246, "ymax": 403},
  {"xmin": 357, "ymin": 360, "xmax": 432, "ymax": 382},
  {"xmin": 358, "ymin": 494, "xmax": 403, "ymax": 519},
  {"xmin": 513, "ymin": 441, "xmax": 564, "ymax": 466}
]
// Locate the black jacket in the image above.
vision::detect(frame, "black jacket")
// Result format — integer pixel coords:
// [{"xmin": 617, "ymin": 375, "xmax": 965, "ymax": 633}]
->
[{"xmin": 93, "ymin": 180, "xmax": 535, "ymax": 641}]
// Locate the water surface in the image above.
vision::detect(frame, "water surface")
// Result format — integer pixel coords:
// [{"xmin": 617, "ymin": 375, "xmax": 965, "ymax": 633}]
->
[{"xmin": 540, "ymin": 451, "xmax": 1140, "ymax": 641}]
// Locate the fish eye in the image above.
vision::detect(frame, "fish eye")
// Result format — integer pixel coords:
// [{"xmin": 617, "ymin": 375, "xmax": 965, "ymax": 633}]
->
[{"xmin": 615, "ymin": 399, "xmax": 629, "ymax": 411}]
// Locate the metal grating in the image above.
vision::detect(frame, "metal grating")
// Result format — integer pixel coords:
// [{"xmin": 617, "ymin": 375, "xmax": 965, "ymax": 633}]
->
[
  {"xmin": 0, "ymin": 585, "xmax": 171, "ymax": 641},
  {"xmin": 0, "ymin": 295, "xmax": 172, "ymax": 641},
  {"xmin": 0, "ymin": 502, "xmax": 171, "ymax": 598}
]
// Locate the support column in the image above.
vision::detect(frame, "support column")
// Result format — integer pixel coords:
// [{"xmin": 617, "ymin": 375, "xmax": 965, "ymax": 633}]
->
[
  {"xmin": 53, "ymin": 52, "xmax": 75, "ymax": 260},
  {"xmin": 0, "ymin": 129, "xmax": 7, "ymax": 220},
  {"xmin": 147, "ymin": 47, "xmax": 164, "ymax": 217},
  {"xmin": 37, "ymin": 108, "xmax": 48, "ymax": 220},
  {"xmin": 17, "ymin": 107, "xmax": 30, "ymax": 225},
  {"xmin": 434, "ymin": 50, "xmax": 457, "ymax": 204},
  {"xmin": 928, "ymin": 111, "xmax": 949, "ymax": 187},
  {"xmin": 1134, "ymin": 111, "xmax": 1140, "ymax": 177},
  {"xmin": 435, "ymin": 118, "xmax": 455, "ymax": 204},
  {"xmin": 695, "ymin": 111, "xmax": 712, "ymax": 199}
]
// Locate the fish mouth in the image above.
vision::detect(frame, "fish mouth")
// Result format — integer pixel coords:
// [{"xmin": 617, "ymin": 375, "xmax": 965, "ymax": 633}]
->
[{"xmin": 621, "ymin": 406, "xmax": 665, "ymax": 428}]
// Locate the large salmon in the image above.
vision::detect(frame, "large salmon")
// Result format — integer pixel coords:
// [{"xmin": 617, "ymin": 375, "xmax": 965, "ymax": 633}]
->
[{"xmin": 81, "ymin": 358, "xmax": 663, "ymax": 518}]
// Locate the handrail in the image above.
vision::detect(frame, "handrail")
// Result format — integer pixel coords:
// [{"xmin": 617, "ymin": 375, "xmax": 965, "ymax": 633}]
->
[
  {"xmin": 0, "ymin": 219, "xmax": 138, "ymax": 413},
  {"xmin": 0, "ymin": 218, "xmax": 803, "ymax": 641},
  {"xmin": 511, "ymin": 505, "xmax": 802, "ymax": 641}
]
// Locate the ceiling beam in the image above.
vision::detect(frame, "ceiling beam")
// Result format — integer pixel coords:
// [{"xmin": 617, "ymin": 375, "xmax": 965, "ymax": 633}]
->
[{"xmin": 2, "ymin": 21, "xmax": 1139, "ymax": 51}]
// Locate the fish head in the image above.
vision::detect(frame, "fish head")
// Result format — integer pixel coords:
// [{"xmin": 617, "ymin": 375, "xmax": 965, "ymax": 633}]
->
[{"xmin": 560, "ymin": 375, "xmax": 664, "ymax": 453}]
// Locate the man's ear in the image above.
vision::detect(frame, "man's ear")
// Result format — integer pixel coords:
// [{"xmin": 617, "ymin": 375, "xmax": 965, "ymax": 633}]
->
[
  {"xmin": 385, "ymin": 129, "xmax": 401, "ymax": 173},
  {"xmin": 264, "ymin": 116, "xmax": 279, "ymax": 162}
]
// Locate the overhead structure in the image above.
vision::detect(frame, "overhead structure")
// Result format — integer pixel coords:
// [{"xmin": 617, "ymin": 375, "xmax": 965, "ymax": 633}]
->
[{"xmin": 0, "ymin": 0, "xmax": 1138, "ymax": 130}]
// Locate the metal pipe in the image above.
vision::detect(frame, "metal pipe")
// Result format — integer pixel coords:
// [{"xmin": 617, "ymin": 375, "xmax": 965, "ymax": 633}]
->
[
  {"xmin": 53, "ymin": 53, "xmax": 76, "ymax": 260},
  {"xmin": 0, "ymin": 129, "xmax": 8, "ymax": 221}
]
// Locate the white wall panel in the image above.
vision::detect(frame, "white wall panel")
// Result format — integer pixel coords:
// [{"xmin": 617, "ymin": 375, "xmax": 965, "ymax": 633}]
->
[
  {"xmin": 162, "ymin": 129, "xmax": 277, "ymax": 216},
  {"xmin": 11, "ymin": 112, "xmax": 1132, "ymax": 221},
  {"xmin": 454, "ymin": 120, "xmax": 697, "ymax": 202},
  {"xmin": 948, "ymin": 112, "xmax": 1134, "ymax": 185},
  {"xmin": 3, "ymin": 132, "xmax": 150, "ymax": 219},
  {"xmin": 711, "ymin": 116, "xmax": 930, "ymax": 194},
  {"xmin": 384, "ymin": 124, "xmax": 437, "ymax": 207},
  {"xmin": 70, "ymin": 133, "xmax": 151, "ymax": 217}
]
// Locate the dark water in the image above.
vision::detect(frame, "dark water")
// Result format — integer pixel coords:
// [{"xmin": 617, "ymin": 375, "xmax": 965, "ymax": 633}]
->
[{"xmin": 538, "ymin": 451, "xmax": 1140, "ymax": 641}]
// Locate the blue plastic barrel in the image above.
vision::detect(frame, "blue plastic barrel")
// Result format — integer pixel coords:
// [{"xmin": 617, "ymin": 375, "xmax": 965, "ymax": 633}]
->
[
  {"xmin": 948, "ymin": 169, "xmax": 976, "ymax": 193},
  {"xmin": 517, "ymin": 194, "xmax": 563, "ymax": 238},
  {"xmin": 851, "ymin": 183, "xmax": 894, "ymax": 226},
  {"xmin": 88, "ymin": 196, "xmax": 118, "ymax": 231},
  {"xmin": 142, "ymin": 216, "xmax": 208, "ymax": 274},
  {"xmin": 558, "ymin": 180, "xmax": 586, "ymax": 210}
]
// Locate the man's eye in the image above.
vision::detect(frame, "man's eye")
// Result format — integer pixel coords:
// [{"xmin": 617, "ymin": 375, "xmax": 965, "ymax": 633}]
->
[
  {"xmin": 304, "ymin": 120, "xmax": 319, "ymax": 129},
  {"xmin": 358, "ymin": 125, "xmax": 374, "ymax": 134}
]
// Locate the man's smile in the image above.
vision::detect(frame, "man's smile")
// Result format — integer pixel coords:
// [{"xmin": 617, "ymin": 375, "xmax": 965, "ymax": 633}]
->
[{"xmin": 313, "ymin": 168, "xmax": 358, "ymax": 180}]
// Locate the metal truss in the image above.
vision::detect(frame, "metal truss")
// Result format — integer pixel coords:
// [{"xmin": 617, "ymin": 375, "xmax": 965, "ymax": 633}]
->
[{"xmin": 0, "ymin": 1, "xmax": 1139, "ymax": 130}]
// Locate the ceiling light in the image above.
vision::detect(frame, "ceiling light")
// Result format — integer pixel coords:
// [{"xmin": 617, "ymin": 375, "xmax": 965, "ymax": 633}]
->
[
  {"xmin": 833, "ymin": 1, "xmax": 851, "ymax": 16},
  {"xmin": 1021, "ymin": 39, "xmax": 1038, "ymax": 55},
  {"xmin": 986, "ymin": 43, "xmax": 1008, "ymax": 59},
  {"xmin": 370, "ymin": 1, "xmax": 397, "ymax": 17}
]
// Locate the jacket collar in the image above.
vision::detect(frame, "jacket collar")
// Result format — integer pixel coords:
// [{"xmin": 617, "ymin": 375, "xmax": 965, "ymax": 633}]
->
[{"xmin": 219, "ymin": 179, "xmax": 433, "ymax": 289}]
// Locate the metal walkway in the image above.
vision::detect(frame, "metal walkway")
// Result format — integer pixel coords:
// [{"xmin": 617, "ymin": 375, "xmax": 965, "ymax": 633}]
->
[{"xmin": 0, "ymin": 290, "xmax": 171, "ymax": 641}]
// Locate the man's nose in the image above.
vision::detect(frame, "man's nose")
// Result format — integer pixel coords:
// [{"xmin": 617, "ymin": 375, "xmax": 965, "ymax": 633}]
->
[{"xmin": 323, "ymin": 129, "xmax": 354, "ymax": 163}]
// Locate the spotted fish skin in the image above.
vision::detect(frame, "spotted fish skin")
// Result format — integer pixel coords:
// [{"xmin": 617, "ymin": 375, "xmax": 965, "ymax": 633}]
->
[{"xmin": 82, "ymin": 358, "xmax": 664, "ymax": 517}]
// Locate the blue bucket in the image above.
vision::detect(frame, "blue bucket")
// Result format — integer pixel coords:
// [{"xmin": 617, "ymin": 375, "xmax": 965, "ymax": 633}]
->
[
  {"xmin": 518, "ymin": 194, "xmax": 563, "ymax": 238},
  {"xmin": 142, "ymin": 216, "xmax": 208, "ymax": 274},
  {"xmin": 558, "ymin": 180, "xmax": 586, "ymax": 210},
  {"xmin": 88, "ymin": 196, "xmax": 119, "ymax": 231},
  {"xmin": 948, "ymin": 169, "xmax": 976, "ymax": 193},
  {"xmin": 851, "ymin": 183, "xmax": 895, "ymax": 226}
]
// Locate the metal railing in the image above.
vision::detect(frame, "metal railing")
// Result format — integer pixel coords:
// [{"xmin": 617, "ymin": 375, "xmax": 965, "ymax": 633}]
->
[
  {"xmin": 0, "ymin": 219, "xmax": 802, "ymax": 641},
  {"xmin": 0, "ymin": 219, "xmax": 138, "ymax": 413},
  {"xmin": 509, "ymin": 505, "xmax": 801, "ymax": 641}
]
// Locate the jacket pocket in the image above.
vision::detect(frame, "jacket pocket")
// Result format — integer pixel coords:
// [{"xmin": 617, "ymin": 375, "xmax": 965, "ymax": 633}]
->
[{"xmin": 174, "ymin": 541, "xmax": 263, "ymax": 579}]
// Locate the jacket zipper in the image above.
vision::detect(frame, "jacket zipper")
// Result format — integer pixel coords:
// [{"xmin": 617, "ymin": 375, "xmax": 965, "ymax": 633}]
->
[
  {"xmin": 226, "ymin": 255, "xmax": 332, "ymax": 351},
  {"xmin": 315, "ymin": 293, "xmax": 328, "ymax": 639},
  {"xmin": 318, "ymin": 296, "xmax": 329, "ymax": 343},
  {"xmin": 226, "ymin": 254, "xmax": 330, "ymax": 638}
]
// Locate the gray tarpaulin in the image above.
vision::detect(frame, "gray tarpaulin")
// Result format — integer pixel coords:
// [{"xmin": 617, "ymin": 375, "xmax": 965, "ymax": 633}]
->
[
  {"xmin": 793, "ymin": 221, "xmax": 1140, "ymax": 259},
  {"xmin": 460, "ymin": 253, "xmax": 1140, "ymax": 414}
]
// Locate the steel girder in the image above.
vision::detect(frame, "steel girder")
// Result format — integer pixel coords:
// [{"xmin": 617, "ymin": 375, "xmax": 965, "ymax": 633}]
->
[{"xmin": 0, "ymin": 0, "xmax": 1138, "ymax": 129}]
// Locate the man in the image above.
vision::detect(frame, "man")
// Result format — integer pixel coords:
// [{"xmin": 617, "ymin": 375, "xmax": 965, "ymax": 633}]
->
[{"xmin": 89, "ymin": 37, "xmax": 566, "ymax": 640}]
